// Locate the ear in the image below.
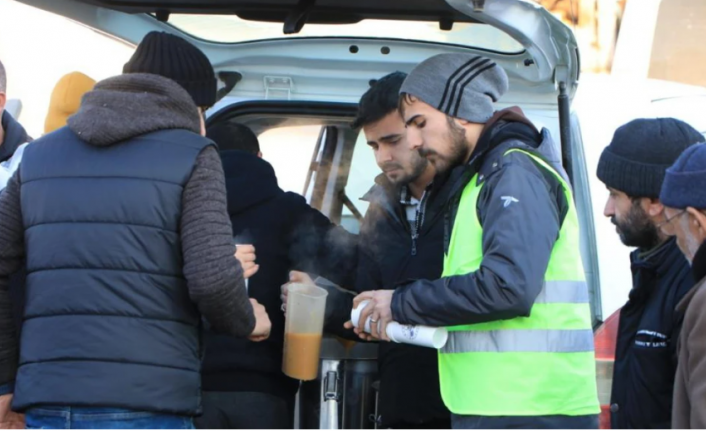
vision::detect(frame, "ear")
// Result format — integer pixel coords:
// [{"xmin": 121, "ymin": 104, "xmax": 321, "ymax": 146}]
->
[
  {"xmin": 687, "ymin": 207, "xmax": 706, "ymax": 238},
  {"xmin": 199, "ymin": 113, "xmax": 206, "ymax": 137},
  {"xmin": 257, "ymin": 151, "xmax": 263, "ymax": 159},
  {"xmin": 456, "ymin": 118, "xmax": 471, "ymax": 127},
  {"xmin": 0, "ymin": 92, "xmax": 6, "ymax": 113},
  {"xmin": 647, "ymin": 198, "xmax": 665, "ymax": 218}
]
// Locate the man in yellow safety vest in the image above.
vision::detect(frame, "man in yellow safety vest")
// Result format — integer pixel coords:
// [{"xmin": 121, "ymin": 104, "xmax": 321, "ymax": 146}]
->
[{"xmin": 350, "ymin": 53, "xmax": 600, "ymax": 429}]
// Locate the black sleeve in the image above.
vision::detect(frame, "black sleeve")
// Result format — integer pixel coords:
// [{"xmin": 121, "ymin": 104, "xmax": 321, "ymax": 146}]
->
[
  {"xmin": 285, "ymin": 193, "xmax": 358, "ymax": 288},
  {"xmin": 0, "ymin": 171, "xmax": 25, "ymax": 388},
  {"xmin": 390, "ymin": 156, "xmax": 561, "ymax": 327},
  {"xmin": 181, "ymin": 147, "xmax": 255, "ymax": 337}
]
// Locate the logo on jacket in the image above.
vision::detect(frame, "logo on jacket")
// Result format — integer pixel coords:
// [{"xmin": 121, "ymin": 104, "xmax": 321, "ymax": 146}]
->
[
  {"xmin": 635, "ymin": 329, "xmax": 668, "ymax": 348},
  {"xmin": 501, "ymin": 196, "xmax": 519, "ymax": 208}
]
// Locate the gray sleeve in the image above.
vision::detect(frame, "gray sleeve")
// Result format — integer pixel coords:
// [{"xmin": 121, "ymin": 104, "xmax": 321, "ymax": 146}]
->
[
  {"xmin": 0, "ymin": 171, "xmax": 25, "ymax": 387},
  {"xmin": 181, "ymin": 146, "xmax": 255, "ymax": 337},
  {"xmin": 391, "ymin": 158, "xmax": 560, "ymax": 327}
]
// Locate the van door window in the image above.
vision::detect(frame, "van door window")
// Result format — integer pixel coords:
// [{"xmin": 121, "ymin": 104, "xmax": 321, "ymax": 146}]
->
[
  {"xmin": 258, "ymin": 125, "xmax": 322, "ymax": 194},
  {"xmin": 339, "ymin": 132, "xmax": 379, "ymax": 234}
]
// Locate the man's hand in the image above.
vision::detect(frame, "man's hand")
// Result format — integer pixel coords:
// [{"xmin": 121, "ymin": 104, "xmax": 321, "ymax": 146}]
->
[
  {"xmin": 0, "ymin": 395, "xmax": 24, "ymax": 429},
  {"xmin": 235, "ymin": 244, "xmax": 259, "ymax": 279},
  {"xmin": 280, "ymin": 271, "xmax": 315, "ymax": 314},
  {"xmin": 344, "ymin": 290, "xmax": 394, "ymax": 341},
  {"xmin": 248, "ymin": 298, "xmax": 271, "ymax": 342}
]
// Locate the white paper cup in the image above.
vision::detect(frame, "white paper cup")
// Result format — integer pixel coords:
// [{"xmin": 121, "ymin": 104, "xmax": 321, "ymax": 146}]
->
[{"xmin": 351, "ymin": 300, "xmax": 448, "ymax": 349}]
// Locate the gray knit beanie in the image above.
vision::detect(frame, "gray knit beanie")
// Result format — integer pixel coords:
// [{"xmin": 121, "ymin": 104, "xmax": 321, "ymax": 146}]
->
[{"xmin": 399, "ymin": 53, "xmax": 509, "ymax": 123}]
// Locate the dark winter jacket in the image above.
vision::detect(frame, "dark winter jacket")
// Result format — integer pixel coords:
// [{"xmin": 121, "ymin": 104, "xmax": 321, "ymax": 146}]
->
[
  {"xmin": 201, "ymin": 150, "xmax": 357, "ymax": 401},
  {"xmin": 611, "ymin": 237, "xmax": 693, "ymax": 429},
  {"xmin": 390, "ymin": 108, "xmax": 569, "ymax": 327},
  {"xmin": 354, "ymin": 173, "xmax": 451, "ymax": 427}
]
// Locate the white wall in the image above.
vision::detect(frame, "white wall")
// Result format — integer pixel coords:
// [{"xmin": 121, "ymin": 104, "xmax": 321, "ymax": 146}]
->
[{"xmin": 0, "ymin": 0, "xmax": 134, "ymax": 138}]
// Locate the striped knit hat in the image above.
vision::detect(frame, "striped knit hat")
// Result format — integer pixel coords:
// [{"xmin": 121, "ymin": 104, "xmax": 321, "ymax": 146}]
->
[{"xmin": 400, "ymin": 53, "xmax": 509, "ymax": 123}]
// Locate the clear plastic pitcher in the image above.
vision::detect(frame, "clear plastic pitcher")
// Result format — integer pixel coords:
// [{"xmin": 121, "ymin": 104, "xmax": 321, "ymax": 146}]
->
[{"xmin": 283, "ymin": 283, "xmax": 328, "ymax": 381}]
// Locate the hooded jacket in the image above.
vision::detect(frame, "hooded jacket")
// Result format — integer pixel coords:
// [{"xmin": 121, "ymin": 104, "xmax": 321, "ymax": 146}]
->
[
  {"xmin": 0, "ymin": 73, "xmax": 254, "ymax": 414},
  {"xmin": 201, "ymin": 150, "xmax": 357, "ymax": 401}
]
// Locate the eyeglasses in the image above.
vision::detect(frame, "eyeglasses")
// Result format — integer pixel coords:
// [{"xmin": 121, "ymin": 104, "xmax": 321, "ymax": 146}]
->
[{"xmin": 656, "ymin": 210, "xmax": 686, "ymax": 228}]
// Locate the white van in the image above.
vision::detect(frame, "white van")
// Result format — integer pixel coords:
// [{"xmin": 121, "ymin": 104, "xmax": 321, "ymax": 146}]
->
[{"xmin": 12, "ymin": 0, "xmax": 625, "ymax": 427}]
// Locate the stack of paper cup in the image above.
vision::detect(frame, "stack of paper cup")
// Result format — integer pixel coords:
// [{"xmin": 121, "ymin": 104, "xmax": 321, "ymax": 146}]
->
[{"xmin": 350, "ymin": 300, "xmax": 448, "ymax": 349}]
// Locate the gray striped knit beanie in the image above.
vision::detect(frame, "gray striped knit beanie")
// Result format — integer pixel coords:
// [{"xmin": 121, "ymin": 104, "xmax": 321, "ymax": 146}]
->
[{"xmin": 400, "ymin": 53, "xmax": 509, "ymax": 123}]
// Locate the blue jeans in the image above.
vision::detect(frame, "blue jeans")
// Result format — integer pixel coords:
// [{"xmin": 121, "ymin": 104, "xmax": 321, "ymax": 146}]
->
[{"xmin": 25, "ymin": 407, "xmax": 194, "ymax": 429}]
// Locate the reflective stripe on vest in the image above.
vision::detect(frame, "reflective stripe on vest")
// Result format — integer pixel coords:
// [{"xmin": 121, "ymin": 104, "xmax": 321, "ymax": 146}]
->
[
  {"xmin": 534, "ymin": 280, "xmax": 590, "ymax": 304},
  {"xmin": 442, "ymin": 328, "xmax": 595, "ymax": 354},
  {"xmin": 438, "ymin": 148, "xmax": 599, "ymax": 417}
]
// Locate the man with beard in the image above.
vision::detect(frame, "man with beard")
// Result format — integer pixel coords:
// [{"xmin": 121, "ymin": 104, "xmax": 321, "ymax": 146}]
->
[
  {"xmin": 287, "ymin": 72, "xmax": 449, "ymax": 428},
  {"xmin": 658, "ymin": 143, "xmax": 706, "ymax": 429},
  {"xmin": 350, "ymin": 53, "xmax": 599, "ymax": 429},
  {"xmin": 597, "ymin": 118, "xmax": 702, "ymax": 429},
  {"xmin": 348, "ymin": 71, "xmax": 448, "ymax": 428}
]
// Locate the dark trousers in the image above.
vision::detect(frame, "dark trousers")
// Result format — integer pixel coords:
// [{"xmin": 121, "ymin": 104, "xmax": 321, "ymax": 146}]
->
[
  {"xmin": 194, "ymin": 391, "xmax": 294, "ymax": 429},
  {"xmin": 451, "ymin": 414, "xmax": 599, "ymax": 429},
  {"xmin": 389, "ymin": 418, "xmax": 452, "ymax": 429}
]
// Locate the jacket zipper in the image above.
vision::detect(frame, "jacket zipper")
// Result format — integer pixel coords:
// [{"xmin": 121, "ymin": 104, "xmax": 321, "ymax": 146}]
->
[{"xmin": 411, "ymin": 190, "xmax": 431, "ymax": 256}]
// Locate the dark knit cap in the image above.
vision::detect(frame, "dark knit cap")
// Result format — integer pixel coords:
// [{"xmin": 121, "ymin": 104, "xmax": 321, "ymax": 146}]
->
[
  {"xmin": 400, "ymin": 53, "xmax": 508, "ymax": 123},
  {"xmin": 660, "ymin": 143, "xmax": 706, "ymax": 209},
  {"xmin": 597, "ymin": 118, "xmax": 703, "ymax": 198},
  {"xmin": 207, "ymin": 122, "xmax": 260, "ymax": 155},
  {"xmin": 123, "ymin": 31, "xmax": 216, "ymax": 107}
]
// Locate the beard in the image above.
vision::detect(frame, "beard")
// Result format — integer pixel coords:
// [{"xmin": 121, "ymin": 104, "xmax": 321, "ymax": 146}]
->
[
  {"xmin": 381, "ymin": 154, "xmax": 427, "ymax": 186},
  {"xmin": 611, "ymin": 200, "xmax": 661, "ymax": 249},
  {"xmin": 419, "ymin": 116, "xmax": 468, "ymax": 175}
]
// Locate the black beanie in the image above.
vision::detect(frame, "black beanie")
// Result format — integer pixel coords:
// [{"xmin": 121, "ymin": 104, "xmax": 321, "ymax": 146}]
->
[
  {"xmin": 597, "ymin": 118, "xmax": 703, "ymax": 198},
  {"xmin": 123, "ymin": 31, "xmax": 216, "ymax": 107}
]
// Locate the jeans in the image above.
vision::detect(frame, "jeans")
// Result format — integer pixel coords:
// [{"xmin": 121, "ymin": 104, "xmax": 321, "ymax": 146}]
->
[
  {"xmin": 194, "ymin": 391, "xmax": 294, "ymax": 429},
  {"xmin": 25, "ymin": 407, "xmax": 194, "ymax": 429}
]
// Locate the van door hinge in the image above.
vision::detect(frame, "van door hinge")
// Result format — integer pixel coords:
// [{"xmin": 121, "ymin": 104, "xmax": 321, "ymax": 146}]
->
[
  {"xmin": 264, "ymin": 76, "xmax": 294, "ymax": 100},
  {"xmin": 553, "ymin": 65, "xmax": 570, "ymax": 89}
]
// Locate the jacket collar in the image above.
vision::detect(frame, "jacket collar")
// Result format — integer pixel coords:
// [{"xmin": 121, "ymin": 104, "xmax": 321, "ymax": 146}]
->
[
  {"xmin": 631, "ymin": 237, "xmax": 686, "ymax": 277},
  {"xmin": 361, "ymin": 174, "xmax": 407, "ymax": 226}
]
